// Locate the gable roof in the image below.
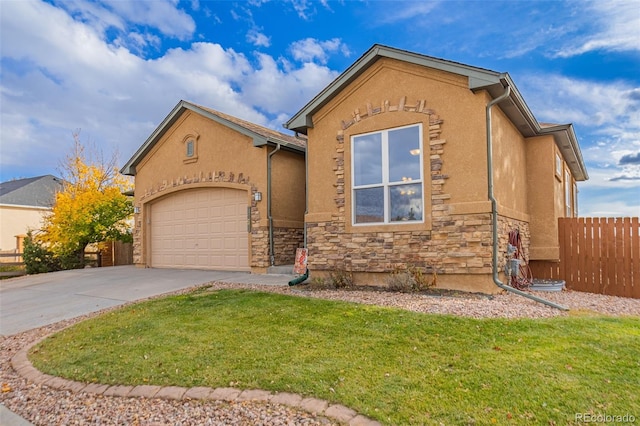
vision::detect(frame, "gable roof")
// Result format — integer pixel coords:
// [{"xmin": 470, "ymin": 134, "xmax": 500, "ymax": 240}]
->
[
  {"xmin": 0, "ymin": 175, "xmax": 63, "ymax": 208},
  {"xmin": 121, "ymin": 100, "xmax": 306, "ymax": 176},
  {"xmin": 284, "ymin": 44, "xmax": 587, "ymax": 181}
]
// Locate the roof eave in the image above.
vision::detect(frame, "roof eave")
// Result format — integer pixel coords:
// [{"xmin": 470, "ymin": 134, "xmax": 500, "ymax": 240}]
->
[
  {"xmin": 539, "ymin": 124, "xmax": 589, "ymax": 181},
  {"xmin": 253, "ymin": 138, "xmax": 306, "ymax": 154},
  {"xmin": 120, "ymin": 100, "xmax": 189, "ymax": 176},
  {"xmin": 285, "ymin": 44, "xmax": 506, "ymax": 134},
  {"xmin": 471, "ymin": 76, "xmax": 588, "ymax": 181},
  {"xmin": 287, "ymin": 43, "xmax": 588, "ymax": 181},
  {"xmin": 121, "ymin": 101, "xmax": 305, "ymax": 176}
]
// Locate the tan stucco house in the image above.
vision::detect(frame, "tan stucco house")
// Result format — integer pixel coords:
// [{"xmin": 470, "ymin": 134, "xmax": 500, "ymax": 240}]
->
[
  {"xmin": 121, "ymin": 101, "xmax": 306, "ymax": 272},
  {"xmin": 285, "ymin": 44, "xmax": 587, "ymax": 293},
  {"xmin": 123, "ymin": 44, "xmax": 587, "ymax": 294},
  {"xmin": 0, "ymin": 175, "xmax": 63, "ymax": 254}
]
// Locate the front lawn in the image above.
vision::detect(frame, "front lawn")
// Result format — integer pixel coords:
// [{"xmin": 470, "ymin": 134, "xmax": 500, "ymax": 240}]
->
[{"xmin": 30, "ymin": 288, "xmax": 640, "ymax": 425}]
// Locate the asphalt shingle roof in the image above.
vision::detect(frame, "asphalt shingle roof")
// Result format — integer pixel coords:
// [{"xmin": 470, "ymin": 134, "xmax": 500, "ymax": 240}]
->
[
  {"xmin": 0, "ymin": 175, "xmax": 63, "ymax": 207},
  {"xmin": 196, "ymin": 104, "xmax": 307, "ymax": 149}
]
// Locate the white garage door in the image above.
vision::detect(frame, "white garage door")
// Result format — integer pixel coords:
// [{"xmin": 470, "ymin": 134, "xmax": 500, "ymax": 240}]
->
[{"xmin": 150, "ymin": 188, "xmax": 249, "ymax": 270}]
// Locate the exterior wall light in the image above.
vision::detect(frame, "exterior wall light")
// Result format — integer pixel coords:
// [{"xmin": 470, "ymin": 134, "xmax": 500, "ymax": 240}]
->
[{"xmin": 254, "ymin": 192, "xmax": 262, "ymax": 202}]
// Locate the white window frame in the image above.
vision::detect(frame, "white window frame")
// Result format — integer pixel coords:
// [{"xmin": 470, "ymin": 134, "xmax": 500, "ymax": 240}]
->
[
  {"xmin": 573, "ymin": 182, "xmax": 578, "ymax": 216},
  {"xmin": 565, "ymin": 169, "xmax": 572, "ymax": 217},
  {"xmin": 186, "ymin": 140, "xmax": 195, "ymax": 157},
  {"xmin": 555, "ymin": 152, "xmax": 563, "ymax": 180},
  {"xmin": 351, "ymin": 123, "xmax": 424, "ymax": 225}
]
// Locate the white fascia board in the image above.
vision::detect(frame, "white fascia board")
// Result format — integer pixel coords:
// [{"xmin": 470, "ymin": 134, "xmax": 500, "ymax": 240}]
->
[
  {"xmin": 286, "ymin": 44, "xmax": 504, "ymax": 134},
  {"xmin": 120, "ymin": 100, "xmax": 188, "ymax": 175},
  {"xmin": 0, "ymin": 204, "xmax": 51, "ymax": 211}
]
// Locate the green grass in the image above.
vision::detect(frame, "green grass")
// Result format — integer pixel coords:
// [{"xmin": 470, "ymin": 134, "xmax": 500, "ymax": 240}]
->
[{"xmin": 30, "ymin": 289, "xmax": 640, "ymax": 425}]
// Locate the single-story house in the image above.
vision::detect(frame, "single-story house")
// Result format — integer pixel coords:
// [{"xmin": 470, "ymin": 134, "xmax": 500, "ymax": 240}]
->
[
  {"xmin": 284, "ymin": 44, "xmax": 587, "ymax": 293},
  {"xmin": 121, "ymin": 101, "xmax": 306, "ymax": 272},
  {"xmin": 0, "ymin": 175, "xmax": 64, "ymax": 253},
  {"xmin": 122, "ymin": 44, "xmax": 587, "ymax": 294}
]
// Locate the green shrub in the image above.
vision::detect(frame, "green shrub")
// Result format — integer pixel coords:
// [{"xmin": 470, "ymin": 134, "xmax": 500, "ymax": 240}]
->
[
  {"xmin": 57, "ymin": 249, "xmax": 85, "ymax": 270},
  {"xmin": 23, "ymin": 233, "xmax": 86, "ymax": 274},
  {"xmin": 23, "ymin": 233, "xmax": 60, "ymax": 274}
]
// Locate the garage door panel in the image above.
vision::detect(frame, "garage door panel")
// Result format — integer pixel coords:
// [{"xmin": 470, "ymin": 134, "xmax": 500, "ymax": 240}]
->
[{"xmin": 150, "ymin": 188, "xmax": 248, "ymax": 270}]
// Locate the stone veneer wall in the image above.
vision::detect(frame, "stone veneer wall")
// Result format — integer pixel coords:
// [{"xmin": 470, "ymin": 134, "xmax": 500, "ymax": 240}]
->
[
  {"xmin": 497, "ymin": 215, "xmax": 531, "ymax": 271},
  {"xmin": 250, "ymin": 226, "xmax": 304, "ymax": 268},
  {"xmin": 132, "ymin": 170, "xmax": 261, "ymax": 266},
  {"xmin": 306, "ymin": 97, "xmax": 531, "ymax": 281},
  {"xmin": 274, "ymin": 227, "xmax": 304, "ymax": 265}
]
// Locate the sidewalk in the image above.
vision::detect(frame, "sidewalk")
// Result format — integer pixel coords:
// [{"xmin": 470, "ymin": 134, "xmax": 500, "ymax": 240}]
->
[{"xmin": 0, "ymin": 404, "xmax": 34, "ymax": 426}]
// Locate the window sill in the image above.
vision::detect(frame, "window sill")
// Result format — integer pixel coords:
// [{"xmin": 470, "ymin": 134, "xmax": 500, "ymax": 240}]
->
[{"xmin": 346, "ymin": 220, "xmax": 430, "ymax": 233}]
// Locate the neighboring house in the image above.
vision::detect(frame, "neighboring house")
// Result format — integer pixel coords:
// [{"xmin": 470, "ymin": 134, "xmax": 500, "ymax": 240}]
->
[
  {"xmin": 284, "ymin": 44, "xmax": 588, "ymax": 293},
  {"xmin": 0, "ymin": 175, "xmax": 64, "ymax": 252},
  {"xmin": 121, "ymin": 101, "xmax": 306, "ymax": 272}
]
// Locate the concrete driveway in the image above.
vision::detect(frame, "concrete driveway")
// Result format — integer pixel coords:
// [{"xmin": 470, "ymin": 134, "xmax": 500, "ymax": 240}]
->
[{"xmin": 0, "ymin": 266, "xmax": 294, "ymax": 336}]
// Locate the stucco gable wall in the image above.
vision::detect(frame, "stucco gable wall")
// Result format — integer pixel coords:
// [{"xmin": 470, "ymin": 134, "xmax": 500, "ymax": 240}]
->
[
  {"xmin": 132, "ymin": 111, "xmax": 305, "ymax": 269},
  {"xmin": 309, "ymin": 58, "xmax": 491, "ymax": 219},
  {"xmin": 304, "ymin": 57, "xmax": 510, "ymax": 293},
  {"xmin": 490, "ymin": 101, "xmax": 530, "ymax": 221},
  {"xmin": 135, "ymin": 111, "xmax": 268, "ymax": 193},
  {"xmin": 526, "ymin": 135, "xmax": 562, "ymax": 260}
]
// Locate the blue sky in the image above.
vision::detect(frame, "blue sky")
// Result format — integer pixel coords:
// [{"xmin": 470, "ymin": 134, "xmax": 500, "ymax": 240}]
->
[{"xmin": 1, "ymin": 0, "xmax": 638, "ymax": 216}]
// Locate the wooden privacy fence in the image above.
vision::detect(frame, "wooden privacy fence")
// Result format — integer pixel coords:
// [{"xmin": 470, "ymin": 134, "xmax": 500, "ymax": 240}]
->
[
  {"xmin": 0, "ymin": 252, "xmax": 26, "ymax": 278},
  {"xmin": 0, "ymin": 241, "xmax": 132, "ymax": 278},
  {"xmin": 532, "ymin": 217, "xmax": 640, "ymax": 298},
  {"xmin": 98, "ymin": 241, "xmax": 133, "ymax": 267}
]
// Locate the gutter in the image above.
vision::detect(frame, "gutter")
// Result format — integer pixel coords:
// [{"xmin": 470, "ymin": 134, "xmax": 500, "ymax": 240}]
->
[
  {"xmin": 296, "ymin": 132, "xmax": 310, "ymax": 249},
  {"xmin": 486, "ymin": 82, "xmax": 568, "ymax": 311},
  {"xmin": 267, "ymin": 143, "xmax": 281, "ymax": 266},
  {"xmin": 286, "ymin": 131, "xmax": 311, "ymax": 286}
]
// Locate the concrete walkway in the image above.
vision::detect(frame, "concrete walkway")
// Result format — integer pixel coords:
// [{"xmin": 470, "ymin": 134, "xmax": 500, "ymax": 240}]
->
[
  {"xmin": 1, "ymin": 266, "xmax": 380, "ymax": 425},
  {"xmin": 0, "ymin": 266, "xmax": 295, "ymax": 336}
]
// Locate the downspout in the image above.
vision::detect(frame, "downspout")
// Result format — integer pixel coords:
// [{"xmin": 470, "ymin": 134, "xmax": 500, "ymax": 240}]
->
[
  {"xmin": 288, "ymin": 131, "xmax": 310, "ymax": 286},
  {"xmin": 300, "ymin": 133, "xmax": 309, "ymax": 249},
  {"xmin": 486, "ymin": 83, "xmax": 568, "ymax": 311},
  {"xmin": 267, "ymin": 143, "xmax": 281, "ymax": 267}
]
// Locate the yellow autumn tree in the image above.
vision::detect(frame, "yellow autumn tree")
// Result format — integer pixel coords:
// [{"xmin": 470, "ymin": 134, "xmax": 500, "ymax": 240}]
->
[{"xmin": 39, "ymin": 131, "xmax": 133, "ymax": 267}]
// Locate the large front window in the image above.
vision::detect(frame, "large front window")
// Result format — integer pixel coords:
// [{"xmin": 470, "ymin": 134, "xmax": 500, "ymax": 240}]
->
[{"xmin": 352, "ymin": 124, "xmax": 424, "ymax": 224}]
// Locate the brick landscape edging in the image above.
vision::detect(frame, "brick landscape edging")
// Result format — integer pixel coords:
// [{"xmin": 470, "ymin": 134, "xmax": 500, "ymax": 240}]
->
[{"xmin": 11, "ymin": 337, "xmax": 381, "ymax": 426}]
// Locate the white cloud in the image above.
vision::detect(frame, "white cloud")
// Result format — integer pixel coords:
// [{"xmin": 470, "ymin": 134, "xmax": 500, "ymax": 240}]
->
[
  {"xmin": 240, "ymin": 53, "xmax": 339, "ymax": 115},
  {"xmin": 554, "ymin": 0, "xmax": 640, "ymax": 57},
  {"xmin": 522, "ymin": 75, "xmax": 639, "ymax": 127},
  {"xmin": 520, "ymin": 75, "xmax": 640, "ymax": 166},
  {"xmin": 518, "ymin": 73, "xmax": 640, "ymax": 213},
  {"xmin": 0, "ymin": 1, "xmax": 341, "ymax": 180},
  {"xmin": 289, "ymin": 38, "xmax": 350, "ymax": 64},
  {"xmin": 287, "ymin": 0, "xmax": 332, "ymax": 20},
  {"xmin": 247, "ymin": 29, "xmax": 271, "ymax": 47},
  {"xmin": 96, "ymin": 0, "xmax": 195, "ymax": 40},
  {"xmin": 373, "ymin": 1, "xmax": 440, "ymax": 25},
  {"xmin": 51, "ymin": 0, "xmax": 195, "ymax": 53},
  {"xmin": 580, "ymin": 199, "xmax": 640, "ymax": 217}
]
